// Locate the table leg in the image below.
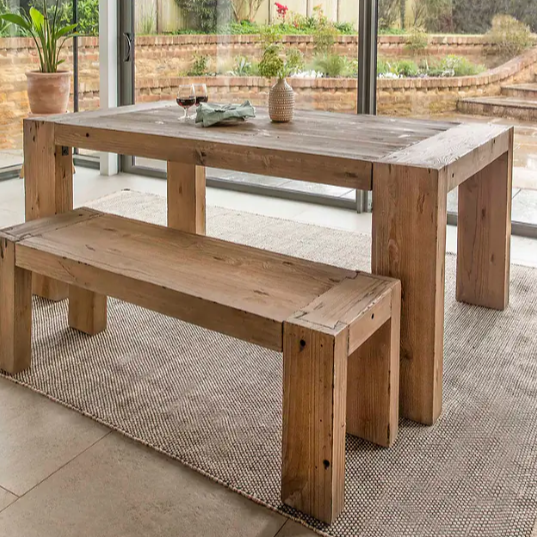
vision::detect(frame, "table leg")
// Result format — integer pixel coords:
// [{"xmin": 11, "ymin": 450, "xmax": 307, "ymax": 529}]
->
[
  {"xmin": 372, "ymin": 164, "xmax": 447, "ymax": 426},
  {"xmin": 69, "ymin": 288, "xmax": 108, "ymax": 335},
  {"xmin": 24, "ymin": 119, "xmax": 72, "ymax": 301},
  {"xmin": 281, "ymin": 322, "xmax": 347, "ymax": 524},
  {"xmin": 0, "ymin": 237, "xmax": 32, "ymax": 374},
  {"xmin": 346, "ymin": 283, "xmax": 400, "ymax": 447},
  {"xmin": 167, "ymin": 162, "xmax": 206, "ymax": 234},
  {"xmin": 457, "ymin": 142, "xmax": 513, "ymax": 310}
]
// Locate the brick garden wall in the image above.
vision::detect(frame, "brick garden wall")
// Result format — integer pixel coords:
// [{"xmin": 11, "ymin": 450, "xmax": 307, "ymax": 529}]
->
[
  {"xmin": 0, "ymin": 34, "xmax": 534, "ymax": 150},
  {"xmin": 137, "ymin": 46, "xmax": 537, "ymax": 115}
]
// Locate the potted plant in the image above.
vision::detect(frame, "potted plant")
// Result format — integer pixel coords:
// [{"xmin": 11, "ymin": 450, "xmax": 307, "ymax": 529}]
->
[
  {"xmin": 258, "ymin": 27, "xmax": 303, "ymax": 122},
  {"xmin": 0, "ymin": 0, "xmax": 77, "ymax": 114}
]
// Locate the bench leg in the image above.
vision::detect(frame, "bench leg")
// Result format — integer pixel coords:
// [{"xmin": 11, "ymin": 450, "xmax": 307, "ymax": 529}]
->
[
  {"xmin": 457, "ymin": 143, "xmax": 513, "ymax": 310},
  {"xmin": 68, "ymin": 287, "xmax": 107, "ymax": 335},
  {"xmin": 167, "ymin": 162, "xmax": 206, "ymax": 235},
  {"xmin": 372, "ymin": 164, "xmax": 447, "ymax": 426},
  {"xmin": 282, "ymin": 322, "xmax": 347, "ymax": 524},
  {"xmin": 346, "ymin": 284, "xmax": 400, "ymax": 448},
  {"xmin": 0, "ymin": 238, "xmax": 32, "ymax": 374},
  {"xmin": 24, "ymin": 119, "xmax": 72, "ymax": 302}
]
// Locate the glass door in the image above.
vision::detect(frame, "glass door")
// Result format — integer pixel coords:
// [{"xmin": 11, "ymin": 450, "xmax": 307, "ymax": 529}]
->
[
  {"xmin": 119, "ymin": 0, "xmax": 363, "ymax": 209},
  {"xmin": 374, "ymin": 0, "xmax": 537, "ymax": 236}
]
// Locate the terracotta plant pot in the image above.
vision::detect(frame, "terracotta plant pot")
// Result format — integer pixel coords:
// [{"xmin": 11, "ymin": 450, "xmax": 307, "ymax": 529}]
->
[
  {"xmin": 26, "ymin": 71, "xmax": 71, "ymax": 115},
  {"xmin": 269, "ymin": 78, "xmax": 295, "ymax": 123}
]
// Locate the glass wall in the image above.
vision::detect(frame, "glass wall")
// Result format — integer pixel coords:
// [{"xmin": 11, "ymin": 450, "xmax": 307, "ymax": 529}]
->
[
  {"xmin": 0, "ymin": 0, "xmax": 99, "ymax": 174},
  {"xmin": 123, "ymin": 0, "xmax": 360, "ymax": 204},
  {"xmin": 0, "ymin": 0, "xmax": 31, "ymax": 174},
  {"xmin": 375, "ymin": 0, "xmax": 537, "ymax": 227}
]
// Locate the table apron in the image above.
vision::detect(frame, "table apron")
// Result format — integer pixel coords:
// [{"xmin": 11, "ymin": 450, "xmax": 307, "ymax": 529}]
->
[{"xmin": 54, "ymin": 123, "xmax": 373, "ymax": 191}]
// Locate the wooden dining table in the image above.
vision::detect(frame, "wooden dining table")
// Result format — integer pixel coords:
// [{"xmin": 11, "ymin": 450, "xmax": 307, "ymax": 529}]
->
[{"xmin": 22, "ymin": 102, "xmax": 513, "ymax": 426}]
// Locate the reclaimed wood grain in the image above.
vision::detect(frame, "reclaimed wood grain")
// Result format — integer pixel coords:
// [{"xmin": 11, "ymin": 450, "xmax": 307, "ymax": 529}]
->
[
  {"xmin": 0, "ymin": 235, "xmax": 32, "ymax": 374},
  {"xmin": 291, "ymin": 273, "xmax": 401, "ymax": 448},
  {"xmin": 68, "ymin": 287, "xmax": 108, "ymax": 335},
  {"xmin": 24, "ymin": 119, "xmax": 73, "ymax": 301},
  {"xmin": 383, "ymin": 122, "xmax": 512, "ymax": 190},
  {"xmin": 457, "ymin": 137, "xmax": 513, "ymax": 310},
  {"xmin": 282, "ymin": 321, "xmax": 347, "ymax": 524},
  {"xmin": 13, "ymin": 211, "xmax": 355, "ymax": 350},
  {"xmin": 167, "ymin": 162, "xmax": 206, "ymax": 234},
  {"xmin": 346, "ymin": 282, "xmax": 401, "ymax": 448},
  {"xmin": 372, "ymin": 164, "xmax": 447, "ymax": 425}
]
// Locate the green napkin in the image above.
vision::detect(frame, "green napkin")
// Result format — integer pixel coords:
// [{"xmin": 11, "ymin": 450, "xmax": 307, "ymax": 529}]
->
[{"xmin": 195, "ymin": 101, "xmax": 256, "ymax": 127}]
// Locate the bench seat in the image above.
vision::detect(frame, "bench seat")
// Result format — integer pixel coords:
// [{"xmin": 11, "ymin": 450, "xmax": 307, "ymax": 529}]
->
[{"xmin": 0, "ymin": 208, "xmax": 401, "ymax": 524}]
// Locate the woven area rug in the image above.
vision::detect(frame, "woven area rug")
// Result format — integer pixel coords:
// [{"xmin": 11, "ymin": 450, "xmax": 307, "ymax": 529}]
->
[{"xmin": 3, "ymin": 190, "xmax": 537, "ymax": 537}]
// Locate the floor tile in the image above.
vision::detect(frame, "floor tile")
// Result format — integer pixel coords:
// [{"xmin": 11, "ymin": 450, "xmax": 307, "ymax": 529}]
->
[
  {"xmin": 276, "ymin": 520, "xmax": 318, "ymax": 536},
  {"xmin": 0, "ymin": 432, "xmax": 286, "ymax": 537},
  {"xmin": 0, "ymin": 488, "xmax": 16, "ymax": 513},
  {"xmin": 0, "ymin": 378, "xmax": 110, "ymax": 496}
]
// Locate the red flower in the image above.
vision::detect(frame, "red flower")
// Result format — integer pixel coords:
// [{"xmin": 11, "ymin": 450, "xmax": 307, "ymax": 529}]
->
[{"xmin": 275, "ymin": 2, "xmax": 288, "ymax": 19}]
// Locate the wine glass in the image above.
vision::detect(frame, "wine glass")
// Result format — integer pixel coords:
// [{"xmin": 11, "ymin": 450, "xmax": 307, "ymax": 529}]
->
[
  {"xmin": 191, "ymin": 83, "xmax": 208, "ymax": 119},
  {"xmin": 194, "ymin": 83, "xmax": 208, "ymax": 106},
  {"xmin": 176, "ymin": 84, "xmax": 196, "ymax": 122}
]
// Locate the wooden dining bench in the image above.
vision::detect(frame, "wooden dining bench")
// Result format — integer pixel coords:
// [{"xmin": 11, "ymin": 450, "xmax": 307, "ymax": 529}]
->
[{"xmin": 0, "ymin": 208, "xmax": 401, "ymax": 524}]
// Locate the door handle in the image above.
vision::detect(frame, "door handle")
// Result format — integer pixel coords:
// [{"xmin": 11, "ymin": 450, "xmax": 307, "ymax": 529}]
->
[{"xmin": 123, "ymin": 32, "xmax": 133, "ymax": 62}]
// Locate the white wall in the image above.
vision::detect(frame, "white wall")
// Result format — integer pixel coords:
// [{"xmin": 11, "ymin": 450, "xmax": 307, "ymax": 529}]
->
[{"xmin": 99, "ymin": 0, "xmax": 119, "ymax": 176}]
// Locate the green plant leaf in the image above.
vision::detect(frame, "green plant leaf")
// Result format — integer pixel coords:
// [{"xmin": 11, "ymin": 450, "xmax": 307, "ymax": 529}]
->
[
  {"xmin": 0, "ymin": 12, "xmax": 31, "ymax": 31},
  {"xmin": 29, "ymin": 7, "xmax": 45, "ymax": 31},
  {"xmin": 55, "ymin": 23, "xmax": 77, "ymax": 39}
]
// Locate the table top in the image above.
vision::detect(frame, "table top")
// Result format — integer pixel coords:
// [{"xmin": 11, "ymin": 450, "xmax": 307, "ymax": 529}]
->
[{"xmin": 35, "ymin": 102, "xmax": 513, "ymax": 191}]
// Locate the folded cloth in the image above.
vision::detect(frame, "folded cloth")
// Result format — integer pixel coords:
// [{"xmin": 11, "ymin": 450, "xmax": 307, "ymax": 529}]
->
[{"xmin": 195, "ymin": 101, "xmax": 256, "ymax": 127}]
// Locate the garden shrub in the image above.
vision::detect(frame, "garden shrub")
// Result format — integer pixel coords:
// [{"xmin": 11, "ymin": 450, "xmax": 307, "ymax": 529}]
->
[
  {"xmin": 313, "ymin": 23, "xmax": 338, "ymax": 54},
  {"xmin": 377, "ymin": 58, "xmax": 391, "ymax": 76},
  {"xmin": 59, "ymin": 0, "xmax": 99, "ymax": 36},
  {"xmin": 405, "ymin": 26, "xmax": 429, "ymax": 52},
  {"xmin": 334, "ymin": 22, "xmax": 355, "ymax": 35},
  {"xmin": 258, "ymin": 44, "xmax": 284, "ymax": 77},
  {"xmin": 229, "ymin": 55, "xmax": 257, "ymax": 75},
  {"xmin": 487, "ymin": 14, "xmax": 532, "ymax": 58},
  {"xmin": 187, "ymin": 54, "xmax": 211, "ymax": 76},
  {"xmin": 226, "ymin": 20, "xmax": 260, "ymax": 34},
  {"xmin": 376, "ymin": 56, "xmax": 484, "ymax": 78},
  {"xmin": 312, "ymin": 54, "xmax": 351, "ymax": 77},
  {"xmin": 392, "ymin": 58, "xmax": 420, "ymax": 76},
  {"xmin": 437, "ymin": 55, "xmax": 486, "ymax": 76},
  {"xmin": 258, "ymin": 43, "xmax": 303, "ymax": 78}
]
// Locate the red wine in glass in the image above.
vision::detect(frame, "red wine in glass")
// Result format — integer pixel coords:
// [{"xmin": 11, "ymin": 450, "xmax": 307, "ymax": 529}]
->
[
  {"xmin": 177, "ymin": 97, "xmax": 196, "ymax": 108},
  {"xmin": 194, "ymin": 83, "xmax": 209, "ymax": 107},
  {"xmin": 177, "ymin": 84, "xmax": 196, "ymax": 121}
]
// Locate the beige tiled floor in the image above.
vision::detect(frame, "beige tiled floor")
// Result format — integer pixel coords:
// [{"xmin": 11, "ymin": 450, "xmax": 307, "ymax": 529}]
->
[{"xmin": 1, "ymin": 168, "xmax": 537, "ymax": 536}]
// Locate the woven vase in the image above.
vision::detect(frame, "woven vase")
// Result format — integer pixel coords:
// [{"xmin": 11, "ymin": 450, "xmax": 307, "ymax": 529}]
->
[{"xmin": 269, "ymin": 78, "xmax": 295, "ymax": 123}]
